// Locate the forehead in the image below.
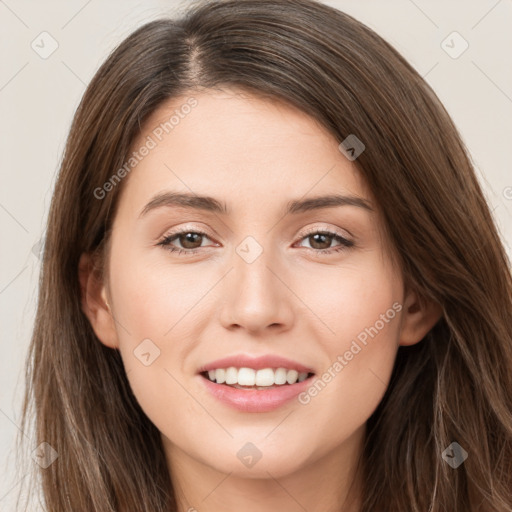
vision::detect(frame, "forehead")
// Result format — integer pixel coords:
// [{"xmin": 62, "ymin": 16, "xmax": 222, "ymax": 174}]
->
[{"xmin": 119, "ymin": 88, "xmax": 372, "ymax": 216}]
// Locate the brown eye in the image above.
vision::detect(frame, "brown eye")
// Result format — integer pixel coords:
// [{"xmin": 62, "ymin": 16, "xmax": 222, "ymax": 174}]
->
[
  {"xmin": 157, "ymin": 230, "xmax": 213, "ymax": 254},
  {"xmin": 296, "ymin": 230, "xmax": 354, "ymax": 255},
  {"xmin": 307, "ymin": 233, "xmax": 334, "ymax": 250},
  {"xmin": 176, "ymin": 232, "xmax": 204, "ymax": 249}
]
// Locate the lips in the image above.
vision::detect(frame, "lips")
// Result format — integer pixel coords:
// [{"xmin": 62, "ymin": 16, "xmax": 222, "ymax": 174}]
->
[
  {"xmin": 197, "ymin": 354, "xmax": 316, "ymax": 412},
  {"xmin": 198, "ymin": 354, "xmax": 314, "ymax": 374}
]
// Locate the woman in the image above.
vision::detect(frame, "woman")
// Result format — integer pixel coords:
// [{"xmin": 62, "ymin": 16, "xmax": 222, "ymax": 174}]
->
[{"xmin": 18, "ymin": 0, "xmax": 512, "ymax": 510}]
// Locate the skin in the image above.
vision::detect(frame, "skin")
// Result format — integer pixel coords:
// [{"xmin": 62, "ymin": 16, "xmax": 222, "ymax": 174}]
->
[{"xmin": 80, "ymin": 88, "xmax": 441, "ymax": 512}]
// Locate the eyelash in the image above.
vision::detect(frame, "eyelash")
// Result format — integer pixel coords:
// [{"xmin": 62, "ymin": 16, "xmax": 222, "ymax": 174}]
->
[{"xmin": 157, "ymin": 227, "xmax": 354, "ymax": 257}]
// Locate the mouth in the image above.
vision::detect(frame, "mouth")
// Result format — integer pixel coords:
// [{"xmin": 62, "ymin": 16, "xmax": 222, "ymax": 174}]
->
[
  {"xmin": 200, "ymin": 367, "xmax": 315, "ymax": 390},
  {"xmin": 198, "ymin": 365, "xmax": 316, "ymax": 412}
]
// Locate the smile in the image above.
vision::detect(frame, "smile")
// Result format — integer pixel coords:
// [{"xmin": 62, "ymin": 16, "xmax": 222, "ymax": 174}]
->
[
  {"xmin": 197, "ymin": 354, "xmax": 316, "ymax": 412},
  {"xmin": 202, "ymin": 367, "xmax": 313, "ymax": 388}
]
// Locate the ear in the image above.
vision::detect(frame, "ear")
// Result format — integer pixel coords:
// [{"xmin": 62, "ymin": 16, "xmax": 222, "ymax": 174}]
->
[
  {"xmin": 399, "ymin": 288, "xmax": 443, "ymax": 346},
  {"xmin": 78, "ymin": 252, "xmax": 119, "ymax": 349}
]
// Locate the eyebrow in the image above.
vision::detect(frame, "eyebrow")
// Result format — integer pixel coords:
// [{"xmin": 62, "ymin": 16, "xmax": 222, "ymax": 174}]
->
[{"xmin": 138, "ymin": 191, "xmax": 373, "ymax": 218}]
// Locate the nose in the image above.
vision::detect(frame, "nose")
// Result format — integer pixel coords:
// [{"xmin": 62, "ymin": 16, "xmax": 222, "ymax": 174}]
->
[{"xmin": 219, "ymin": 244, "xmax": 295, "ymax": 335}]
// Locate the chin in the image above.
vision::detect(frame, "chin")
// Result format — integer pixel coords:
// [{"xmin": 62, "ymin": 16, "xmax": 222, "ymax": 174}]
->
[{"xmin": 203, "ymin": 437, "xmax": 313, "ymax": 479}]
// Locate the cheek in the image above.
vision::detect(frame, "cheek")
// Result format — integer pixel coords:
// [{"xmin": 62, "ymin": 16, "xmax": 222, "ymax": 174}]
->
[
  {"xmin": 301, "ymin": 257, "xmax": 402, "ymax": 347},
  {"xmin": 295, "ymin": 260, "xmax": 402, "ymax": 435},
  {"xmin": 108, "ymin": 243, "xmax": 206, "ymax": 343},
  {"xmin": 107, "ymin": 253, "xmax": 206, "ymax": 439},
  {"xmin": 107, "ymin": 240, "xmax": 225, "ymax": 406}
]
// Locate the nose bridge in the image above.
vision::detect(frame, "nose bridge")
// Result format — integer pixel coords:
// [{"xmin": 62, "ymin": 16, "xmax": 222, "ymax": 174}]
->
[
  {"xmin": 220, "ymin": 234, "xmax": 293, "ymax": 332},
  {"xmin": 234, "ymin": 234, "xmax": 281, "ymax": 304}
]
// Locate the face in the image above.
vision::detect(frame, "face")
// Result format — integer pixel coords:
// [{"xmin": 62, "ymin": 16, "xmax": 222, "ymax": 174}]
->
[{"xmin": 85, "ymin": 88, "xmax": 423, "ymax": 481}]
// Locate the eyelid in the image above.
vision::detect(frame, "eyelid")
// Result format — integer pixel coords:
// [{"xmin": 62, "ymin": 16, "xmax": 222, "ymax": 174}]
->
[
  {"xmin": 298, "ymin": 224, "xmax": 352, "ymax": 240},
  {"xmin": 160, "ymin": 223, "xmax": 217, "ymax": 240},
  {"xmin": 159, "ymin": 223, "xmax": 352, "ymax": 244}
]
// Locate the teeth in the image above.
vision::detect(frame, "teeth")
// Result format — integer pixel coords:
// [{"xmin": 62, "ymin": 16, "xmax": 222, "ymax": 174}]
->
[
  {"xmin": 298, "ymin": 372, "xmax": 308, "ymax": 382},
  {"xmin": 255, "ymin": 368, "xmax": 274, "ymax": 386},
  {"xmin": 225, "ymin": 367, "xmax": 238, "ymax": 385},
  {"xmin": 274, "ymin": 367, "xmax": 288, "ymax": 385},
  {"xmin": 286, "ymin": 369, "xmax": 299, "ymax": 384},
  {"xmin": 205, "ymin": 367, "xmax": 310, "ymax": 387},
  {"xmin": 238, "ymin": 367, "xmax": 256, "ymax": 386}
]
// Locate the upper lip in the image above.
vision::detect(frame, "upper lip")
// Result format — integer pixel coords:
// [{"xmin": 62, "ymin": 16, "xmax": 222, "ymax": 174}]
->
[{"xmin": 198, "ymin": 354, "xmax": 315, "ymax": 374}]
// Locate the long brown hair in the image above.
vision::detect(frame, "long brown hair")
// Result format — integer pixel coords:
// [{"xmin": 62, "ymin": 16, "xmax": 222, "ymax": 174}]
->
[{"xmin": 17, "ymin": 0, "xmax": 512, "ymax": 510}]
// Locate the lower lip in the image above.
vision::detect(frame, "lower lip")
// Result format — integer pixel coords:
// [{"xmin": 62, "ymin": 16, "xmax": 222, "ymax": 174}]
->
[{"xmin": 199, "ymin": 374, "xmax": 314, "ymax": 412}]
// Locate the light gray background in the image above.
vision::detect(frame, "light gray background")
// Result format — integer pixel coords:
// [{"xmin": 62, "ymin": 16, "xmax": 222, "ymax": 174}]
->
[{"xmin": 1, "ymin": 0, "xmax": 511, "ymax": 509}]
